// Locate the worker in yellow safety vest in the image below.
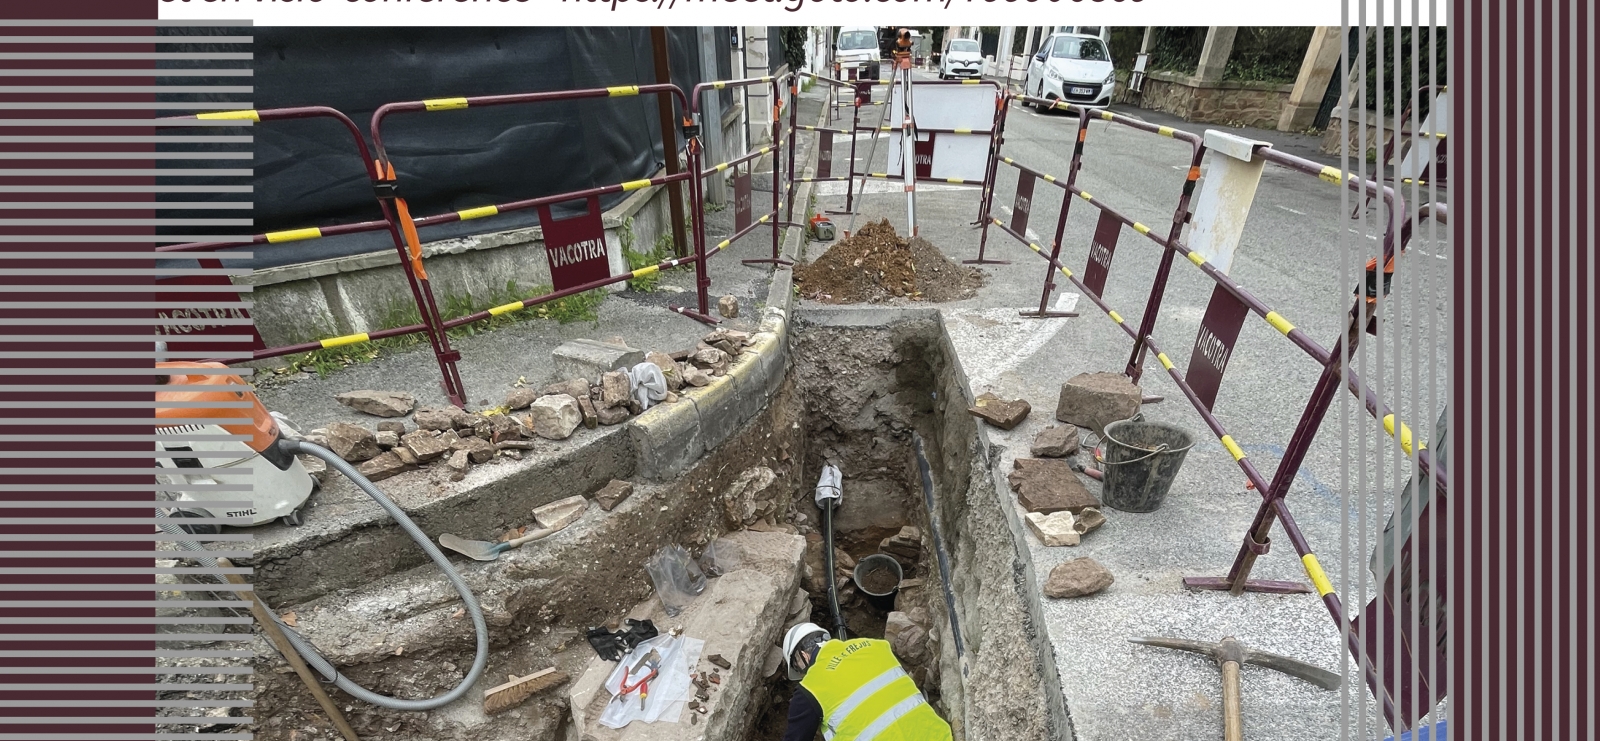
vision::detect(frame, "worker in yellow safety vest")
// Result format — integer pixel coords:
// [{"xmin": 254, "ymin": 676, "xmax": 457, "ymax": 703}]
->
[{"xmin": 780, "ymin": 622, "xmax": 953, "ymax": 741}]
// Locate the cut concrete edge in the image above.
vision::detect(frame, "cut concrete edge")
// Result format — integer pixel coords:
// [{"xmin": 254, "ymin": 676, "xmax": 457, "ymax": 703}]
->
[{"xmin": 932, "ymin": 311, "xmax": 1077, "ymax": 740}]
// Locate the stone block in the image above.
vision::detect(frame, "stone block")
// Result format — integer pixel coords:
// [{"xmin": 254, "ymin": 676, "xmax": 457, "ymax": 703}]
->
[
  {"xmin": 1055, "ymin": 371, "xmax": 1141, "ymax": 433},
  {"xmin": 1043, "ymin": 558, "xmax": 1113, "ymax": 598},
  {"xmin": 1030, "ymin": 425, "xmax": 1079, "ymax": 458},
  {"xmin": 1008, "ymin": 458, "xmax": 1100, "ymax": 514},
  {"xmin": 527, "ymin": 394, "xmax": 582, "ymax": 440},
  {"xmin": 400, "ymin": 430, "xmax": 449, "ymax": 462},
  {"xmin": 324, "ymin": 422, "xmax": 379, "ymax": 462},
  {"xmin": 552, "ymin": 338, "xmax": 644, "ymax": 382}
]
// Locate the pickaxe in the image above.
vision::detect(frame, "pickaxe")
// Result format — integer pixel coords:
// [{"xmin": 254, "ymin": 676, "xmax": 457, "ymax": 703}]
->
[{"xmin": 1129, "ymin": 635, "xmax": 1341, "ymax": 741}]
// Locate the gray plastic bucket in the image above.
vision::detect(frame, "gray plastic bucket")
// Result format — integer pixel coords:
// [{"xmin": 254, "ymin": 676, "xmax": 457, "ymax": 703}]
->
[{"xmin": 1099, "ymin": 419, "xmax": 1195, "ymax": 513}]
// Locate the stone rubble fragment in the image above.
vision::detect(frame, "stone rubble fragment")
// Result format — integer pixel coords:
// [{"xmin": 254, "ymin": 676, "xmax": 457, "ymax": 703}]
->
[
  {"xmin": 646, "ymin": 351, "xmax": 683, "ymax": 391},
  {"xmin": 413, "ymin": 407, "xmax": 456, "ymax": 432},
  {"xmin": 334, "ymin": 390, "xmax": 415, "ymax": 418},
  {"xmin": 1030, "ymin": 425, "xmax": 1080, "ymax": 458},
  {"xmin": 1074, "ymin": 507, "xmax": 1107, "ymax": 534},
  {"xmin": 376, "ymin": 420, "xmax": 407, "ymax": 435},
  {"xmin": 503, "ymin": 387, "xmax": 541, "ymax": 411},
  {"xmin": 355, "ymin": 451, "xmax": 411, "ymax": 482},
  {"xmin": 1025, "ymin": 511, "xmax": 1080, "ymax": 547},
  {"xmin": 527, "ymin": 394, "xmax": 582, "ymax": 440},
  {"xmin": 374, "ymin": 430, "xmax": 400, "ymax": 450},
  {"xmin": 967, "ymin": 392, "xmax": 1031, "ymax": 430},
  {"xmin": 1043, "ymin": 557, "xmax": 1114, "ymax": 598},
  {"xmin": 593, "ymin": 480, "xmax": 634, "ymax": 512},
  {"xmin": 717, "ymin": 295, "xmax": 740, "ymax": 318},
  {"xmin": 575, "ymin": 396, "xmax": 600, "ymax": 429},
  {"xmin": 598, "ymin": 371, "xmax": 631, "ymax": 409},
  {"xmin": 595, "ymin": 404, "xmax": 630, "ymax": 426},
  {"xmin": 532, "ymin": 495, "xmax": 588, "ymax": 531},
  {"xmin": 400, "ymin": 430, "xmax": 450, "ymax": 462},
  {"xmin": 324, "ymin": 422, "xmax": 380, "ymax": 462}
]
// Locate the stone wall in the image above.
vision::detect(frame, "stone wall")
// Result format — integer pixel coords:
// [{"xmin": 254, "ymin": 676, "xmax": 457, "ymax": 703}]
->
[{"xmin": 1117, "ymin": 70, "xmax": 1293, "ymax": 130}]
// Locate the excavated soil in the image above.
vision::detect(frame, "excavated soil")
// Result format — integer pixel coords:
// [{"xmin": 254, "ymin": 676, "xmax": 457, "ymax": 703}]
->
[{"xmin": 793, "ymin": 220, "xmax": 984, "ymax": 304}]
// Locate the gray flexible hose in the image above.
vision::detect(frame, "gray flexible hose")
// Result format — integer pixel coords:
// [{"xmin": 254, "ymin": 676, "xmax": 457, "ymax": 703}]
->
[{"xmin": 158, "ymin": 439, "xmax": 489, "ymax": 711}]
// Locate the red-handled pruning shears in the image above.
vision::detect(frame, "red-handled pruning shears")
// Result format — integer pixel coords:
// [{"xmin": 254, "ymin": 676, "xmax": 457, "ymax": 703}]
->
[{"xmin": 612, "ymin": 649, "xmax": 662, "ymax": 709}]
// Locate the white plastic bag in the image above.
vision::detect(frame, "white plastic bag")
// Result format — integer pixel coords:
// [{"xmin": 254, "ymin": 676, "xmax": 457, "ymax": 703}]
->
[
  {"xmin": 698, "ymin": 538, "xmax": 743, "ymax": 578},
  {"xmin": 629, "ymin": 362, "xmax": 669, "ymax": 411}
]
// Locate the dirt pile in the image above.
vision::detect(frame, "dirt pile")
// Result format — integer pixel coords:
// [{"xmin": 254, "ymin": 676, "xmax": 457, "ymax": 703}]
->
[{"xmin": 793, "ymin": 219, "xmax": 984, "ymax": 304}]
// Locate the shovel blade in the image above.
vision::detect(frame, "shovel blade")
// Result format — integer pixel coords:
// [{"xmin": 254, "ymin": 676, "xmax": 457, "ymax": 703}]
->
[{"xmin": 439, "ymin": 533, "xmax": 504, "ymax": 561}]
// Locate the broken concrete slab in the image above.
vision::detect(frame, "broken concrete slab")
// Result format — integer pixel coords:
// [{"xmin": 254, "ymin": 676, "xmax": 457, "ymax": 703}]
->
[
  {"xmin": 1055, "ymin": 371, "xmax": 1141, "ymax": 433},
  {"xmin": 334, "ymin": 389, "xmax": 415, "ymax": 418},
  {"xmin": 532, "ymin": 495, "xmax": 587, "ymax": 531},
  {"xmin": 1043, "ymin": 557, "xmax": 1114, "ymax": 598},
  {"xmin": 324, "ymin": 422, "xmax": 380, "ymax": 462},
  {"xmin": 594, "ymin": 480, "xmax": 634, "ymax": 512},
  {"xmin": 1009, "ymin": 458, "xmax": 1101, "ymax": 514},
  {"xmin": 568, "ymin": 530, "xmax": 805, "ymax": 741},
  {"xmin": 527, "ymin": 394, "xmax": 582, "ymax": 440},
  {"xmin": 1030, "ymin": 425, "xmax": 1080, "ymax": 458},
  {"xmin": 553, "ymin": 338, "xmax": 645, "ymax": 382},
  {"xmin": 968, "ymin": 392, "xmax": 1032, "ymax": 430},
  {"xmin": 1025, "ymin": 511, "xmax": 1081, "ymax": 547}
]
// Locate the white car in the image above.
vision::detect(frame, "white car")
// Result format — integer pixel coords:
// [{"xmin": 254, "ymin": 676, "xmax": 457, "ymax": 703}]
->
[
  {"xmin": 1024, "ymin": 33, "xmax": 1116, "ymax": 112},
  {"xmin": 939, "ymin": 38, "xmax": 983, "ymax": 80},
  {"xmin": 835, "ymin": 26, "xmax": 881, "ymax": 81}
]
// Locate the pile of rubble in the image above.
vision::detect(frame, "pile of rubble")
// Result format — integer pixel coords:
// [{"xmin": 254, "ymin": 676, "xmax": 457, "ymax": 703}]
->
[{"xmin": 298, "ymin": 329, "xmax": 758, "ymax": 484}]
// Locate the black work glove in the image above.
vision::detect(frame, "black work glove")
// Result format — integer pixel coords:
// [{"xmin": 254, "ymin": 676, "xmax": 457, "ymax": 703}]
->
[{"xmin": 586, "ymin": 626, "xmax": 626, "ymax": 662}]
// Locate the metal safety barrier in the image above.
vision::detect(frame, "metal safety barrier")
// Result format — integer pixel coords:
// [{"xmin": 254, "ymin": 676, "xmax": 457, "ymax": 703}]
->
[
  {"xmin": 984, "ymin": 94, "xmax": 1446, "ymax": 731},
  {"xmin": 689, "ymin": 75, "xmax": 791, "ymax": 289},
  {"xmin": 366, "ymin": 83, "xmax": 711, "ymax": 376},
  {"xmin": 154, "ymin": 105, "xmax": 462, "ymax": 402}
]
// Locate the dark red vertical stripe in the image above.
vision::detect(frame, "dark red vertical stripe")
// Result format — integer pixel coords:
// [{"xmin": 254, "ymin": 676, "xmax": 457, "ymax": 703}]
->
[{"xmin": 0, "ymin": 1, "xmax": 162, "ymax": 738}]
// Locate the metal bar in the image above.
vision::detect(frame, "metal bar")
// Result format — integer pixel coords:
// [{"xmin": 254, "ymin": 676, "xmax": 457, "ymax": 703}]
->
[
  {"xmin": 785, "ymin": 74, "xmax": 801, "ymax": 221},
  {"xmin": 651, "ymin": 28, "xmax": 689, "ymax": 259},
  {"xmin": 1026, "ymin": 113, "xmax": 1090, "ymax": 318}
]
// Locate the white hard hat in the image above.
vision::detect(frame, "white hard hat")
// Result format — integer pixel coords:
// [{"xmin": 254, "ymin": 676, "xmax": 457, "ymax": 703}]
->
[{"xmin": 782, "ymin": 622, "xmax": 830, "ymax": 681}]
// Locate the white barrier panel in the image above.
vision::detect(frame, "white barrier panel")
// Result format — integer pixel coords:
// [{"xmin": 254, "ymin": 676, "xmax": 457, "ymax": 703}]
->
[{"xmin": 885, "ymin": 82, "xmax": 996, "ymax": 183}]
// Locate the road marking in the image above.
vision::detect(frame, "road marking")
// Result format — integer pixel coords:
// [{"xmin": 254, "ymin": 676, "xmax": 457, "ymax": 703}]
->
[
  {"xmin": 1275, "ymin": 205, "xmax": 1307, "ymax": 216},
  {"xmin": 946, "ymin": 293, "xmax": 1080, "ymax": 390},
  {"xmin": 1346, "ymin": 228, "xmax": 1380, "ymax": 241}
]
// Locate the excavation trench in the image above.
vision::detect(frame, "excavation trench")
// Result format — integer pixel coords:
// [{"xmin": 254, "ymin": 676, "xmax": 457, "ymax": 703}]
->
[{"xmin": 176, "ymin": 310, "xmax": 1067, "ymax": 741}]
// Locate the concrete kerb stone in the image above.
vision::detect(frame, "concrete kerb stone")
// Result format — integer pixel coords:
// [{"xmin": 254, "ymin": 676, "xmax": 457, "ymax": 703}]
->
[
  {"xmin": 623, "ymin": 93, "xmax": 813, "ymax": 483},
  {"xmin": 628, "ymin": 392, "xmax": 704, "ymax": 482}
]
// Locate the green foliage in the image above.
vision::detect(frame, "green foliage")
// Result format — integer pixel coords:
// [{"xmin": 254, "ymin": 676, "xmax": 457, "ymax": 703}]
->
[
  {"xmin": 625, "ymin": 230, "xmax": 675, "ymax": 292},
  {"xmin": 1224, "ymin": 27, "xmax": 1315, "ymax": 84},
  {"xmin": 1146, "ymin": 27, "xmax": 1207, "ymax": 75},
  {"xmin": 1109, "ymin": 27, "xmax": 1145, "ymax": 70},
  {"xmin": 779, "ymin": 27, "xmax": 808, "ymax": 71}
]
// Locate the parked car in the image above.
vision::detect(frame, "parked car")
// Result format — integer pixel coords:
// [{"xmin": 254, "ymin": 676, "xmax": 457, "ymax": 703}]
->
[
  {"xmin": 1024, "ymin": 32, "xmax": 1116, "ymax": 112},
  {"xmin": 835, "ymin": 26, "xmax": 881, "ymax": 81},
  {"xmin": 939, "ymin": 38, "xmax": 983, "ymax": 80}
]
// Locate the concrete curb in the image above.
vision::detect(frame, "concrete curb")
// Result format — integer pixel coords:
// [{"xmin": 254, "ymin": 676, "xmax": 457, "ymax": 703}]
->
[{"xmin": 629, "ymin": 92, "xmax": 824, "ymax": 482}]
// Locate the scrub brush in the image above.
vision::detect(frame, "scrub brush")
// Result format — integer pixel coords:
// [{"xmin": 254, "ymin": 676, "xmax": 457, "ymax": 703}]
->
[{"xmin": 483, "ymin": 667, "xmax": 568, "ymax": 716}]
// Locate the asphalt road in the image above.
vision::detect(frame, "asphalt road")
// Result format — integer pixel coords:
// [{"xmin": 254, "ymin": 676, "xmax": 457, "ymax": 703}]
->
[{"xmin": 803, "ymin": 71, "xmax": 1450, "ymax": 740}]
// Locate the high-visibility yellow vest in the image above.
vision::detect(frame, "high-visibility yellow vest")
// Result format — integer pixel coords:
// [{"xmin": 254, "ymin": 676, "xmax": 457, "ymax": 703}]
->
[{"xmin": 799, "ymin": 638, "xmax": 953, "ymax": 741}]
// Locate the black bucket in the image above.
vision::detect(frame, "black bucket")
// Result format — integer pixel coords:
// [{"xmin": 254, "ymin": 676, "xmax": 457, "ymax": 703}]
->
[
  {"xmin": 1099, "ymin": 419, "xmax": 1195, "ymax": 513},
  {"xmin": 852, "ymin": 554, "xmax": 903, "ymax": 612}
]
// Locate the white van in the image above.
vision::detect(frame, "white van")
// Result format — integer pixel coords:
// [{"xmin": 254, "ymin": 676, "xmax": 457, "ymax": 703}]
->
[{"xmin": 835, "ymin": 26, "xmax": 881, "ymax": 81}]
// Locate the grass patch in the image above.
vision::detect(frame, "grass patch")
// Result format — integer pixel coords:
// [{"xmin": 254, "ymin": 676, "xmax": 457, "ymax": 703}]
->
[{"xmin": 620, "ymin": 215, "xmax": 676, "ymax": 292}]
